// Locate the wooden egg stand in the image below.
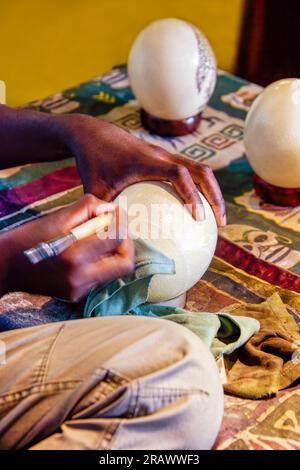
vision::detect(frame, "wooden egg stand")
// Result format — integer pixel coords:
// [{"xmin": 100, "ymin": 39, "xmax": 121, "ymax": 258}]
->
[
  {"xmin": 253, "ymin": 174, "xmax": 300, "ymax": 208},
  {"xmin": 141, "ymin": 109, "xmax": 202, "ymax": 137}
]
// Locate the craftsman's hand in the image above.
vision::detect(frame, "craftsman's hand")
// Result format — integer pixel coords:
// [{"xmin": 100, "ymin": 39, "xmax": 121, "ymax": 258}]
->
[
  {"xmin": 64, "ymin": 115, "xmax": 226, "ymax": 225},
  {"xmin": 0, "ymin": 106, "xmax": 225, "ymax": 225},
  {"xmin": 0, "ymin": 194, "xmax": 134, "ymax": 300}
]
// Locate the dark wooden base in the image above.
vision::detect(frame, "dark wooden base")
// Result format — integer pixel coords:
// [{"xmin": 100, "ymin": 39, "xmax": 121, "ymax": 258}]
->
[
  {"xmin": 253, "ymin": 174, "xmax": 300, "ymax": 207},
  {"xmin": 141, "ymin": 109, "xmax": 202, "ymax": 137}
]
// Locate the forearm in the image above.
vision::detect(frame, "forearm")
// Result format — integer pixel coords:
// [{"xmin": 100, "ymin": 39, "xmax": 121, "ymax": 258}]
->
[
  {"xmin": 0, "ymin": 105, "xmax": 76, "ymax": 169},
  {"xmin": 0, "ymin": 221, "xmax": 42, "ymax": 296},
  {"xmin": 0, "ymin": 231, "xmax": 19, "ymax": 296}
]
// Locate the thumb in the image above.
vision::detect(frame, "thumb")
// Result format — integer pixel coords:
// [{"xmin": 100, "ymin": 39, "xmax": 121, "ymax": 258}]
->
[
  {"xmin": 16, "ymin": 195, "xmax": 116, "ymax": 251},
  {"xmin": 58, "ymin": 194, "xmax": 116, "ymax": 234}
]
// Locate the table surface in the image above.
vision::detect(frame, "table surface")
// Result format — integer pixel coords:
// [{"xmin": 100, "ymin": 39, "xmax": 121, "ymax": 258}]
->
[{"xmin": 1, "ymin": 66, "xmax": 300, "ymax": 450}]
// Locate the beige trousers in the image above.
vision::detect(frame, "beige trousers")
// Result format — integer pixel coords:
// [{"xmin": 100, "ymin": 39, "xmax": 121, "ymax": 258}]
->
[{"xmin": 0, "ymin": 316, "xmax": 223, "ymax": 450}]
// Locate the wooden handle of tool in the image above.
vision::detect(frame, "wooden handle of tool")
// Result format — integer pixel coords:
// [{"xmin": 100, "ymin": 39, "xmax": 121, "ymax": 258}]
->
[{"xmin": 70, "ymin": 212, "xmax": 113, "ymax": 241}]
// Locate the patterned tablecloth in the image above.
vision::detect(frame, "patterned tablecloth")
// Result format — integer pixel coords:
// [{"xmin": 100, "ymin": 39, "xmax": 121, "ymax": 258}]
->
[{"xmin": 1, "ymin": 66, "xmax": 300, "ymax": 450}]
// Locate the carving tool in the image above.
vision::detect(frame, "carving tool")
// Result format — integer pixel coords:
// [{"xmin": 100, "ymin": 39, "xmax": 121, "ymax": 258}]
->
[{"xmin": 24, "ymin": 212, "xmax": 113, "ymax": 264}]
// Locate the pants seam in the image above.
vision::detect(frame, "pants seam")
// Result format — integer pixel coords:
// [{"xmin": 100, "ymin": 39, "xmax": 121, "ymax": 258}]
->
[
  {"xmin": 134, "ymin": 390, "xmax": 209, "ymax": 399},
  {"xmin": 93, "ymin": 367, "xmax": 129, "ymax": 385},
  {"xmin": 30, "ymin": 323, "xmax": 65, "ymax": 387},
  {"xmin": 72, "ymin": 370, "xmax": 130, "ymax": 418},
  {"xmin": 93, "ymin": 366, "xmax": 132, "ymax": 384},
  {"xmin": 0, "ymin": 380, "xmax": 81, "ymax": 406},
  {"xmin": 130, "ymin": 380, "xmax": 140, "ymax": 418},
  {"xmin": 134, "ymin": 386, "xmax": 210, "ymax": 397},
  {"xmin": 95, "ymin": 379, "xmax": 137, "ymax": 450},
  {"xmin": 96, "ymin": 421, "xmax": 121, "ymax": 450},
  {"xmin": 40, "ymin": 323, "xmax": 65, "ymax": 386}
]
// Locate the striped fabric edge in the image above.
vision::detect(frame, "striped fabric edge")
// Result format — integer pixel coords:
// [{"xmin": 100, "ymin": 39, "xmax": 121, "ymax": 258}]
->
[{"xmin": 216, "ymin": 237, "xmax": 300, "ymax": 294}]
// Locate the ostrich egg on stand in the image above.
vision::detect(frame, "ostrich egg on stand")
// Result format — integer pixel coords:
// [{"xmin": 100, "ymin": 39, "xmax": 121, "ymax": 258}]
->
[
  {"xmin": 128, "ymin": 18, "xmax": 217, "ymax": 137},
  {"xmin": 244, "ymin": 79, "xmax": 300, "ymax": 207}
]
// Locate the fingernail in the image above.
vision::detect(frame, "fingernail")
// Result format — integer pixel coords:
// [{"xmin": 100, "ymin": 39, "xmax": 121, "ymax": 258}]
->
[
  {"xmin": 196, "ymin": 204, "xmax": 205, "ymax": 221},
  {"xmin": 221, "ymin": 213, "xmax": 227, "ymax": 226}
]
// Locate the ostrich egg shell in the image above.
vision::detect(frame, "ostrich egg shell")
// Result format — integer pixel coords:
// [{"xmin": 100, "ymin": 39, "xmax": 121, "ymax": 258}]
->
[
  {"xmin": 115, "ymin": 181, "xmax": 217, "ymax": 303},
  {"xmin": 244, "ymin": 79, "xmax": 300, "ymax": 188},
  {"xmin": 128, "ymin": 18, "xmax": 217, "ymax": 121}
]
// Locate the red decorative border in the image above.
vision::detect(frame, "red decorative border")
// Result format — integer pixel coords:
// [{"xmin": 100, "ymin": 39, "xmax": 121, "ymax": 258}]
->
[{"xmin": 216, "ymin": 236, "xmax": 300, "ymax": 294}]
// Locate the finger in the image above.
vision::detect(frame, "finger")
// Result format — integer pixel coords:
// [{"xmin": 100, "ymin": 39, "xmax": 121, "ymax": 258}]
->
[
  {"xmin": 64, "ymin": 233, "xmax": 123, "ymax": 266},
  {"xmin": 15, "ymin": 194, "xmax": 116, "ymax": 252},
  {"xmin": 27, "ymin": 237, "xmax": 134, "ymax": 302},
  {"xmin": 60, "ymin": 194, "xmax": 116, "ymax": 233},
  {"xmin": 100, "ymin": 158, "xmax": 205, "ymax": 220},
  {"xmin": 62, "ymin": 207, "xmax": 128, "ymax": 265},
  {"xmin": 30, "ymin": 194, "xmax": 116, "ymax": 242},
  {"xmin": 166, "ymin": 164, "xmax": 205, "ymax": 221},
  {"xmin": 196, "ymin": 167, "xmax": 226, "ymax": 226},
  {"xmin": 143, "ymin": 159, "xmax": 205, "ymax": 220},
  {"xmin": 83, "ymin": 180, "xmax": 115, "ymax": 203},
  {"xmin": 93, "ymin": 182, "xmax": 125, "ymax": 203},
  {"xmin": 80, "ymin": 237, "xmax": 135, "ymax": 288},
  {"xmin": 161, "ymin": 153, "xmax": 226, "ymax": 226}
]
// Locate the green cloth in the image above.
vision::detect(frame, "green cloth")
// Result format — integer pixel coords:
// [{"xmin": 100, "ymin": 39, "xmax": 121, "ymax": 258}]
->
[
  {"xmin": 130, "ymin": 305, "xmax": 260, "ymax": 359},
  {"xmin": 84, "ymin": 239, "xmax": 260, "ymax": 359},
  {"xmin": 84, "ymin": 238, "xmax": 175, "ymax": 317}
]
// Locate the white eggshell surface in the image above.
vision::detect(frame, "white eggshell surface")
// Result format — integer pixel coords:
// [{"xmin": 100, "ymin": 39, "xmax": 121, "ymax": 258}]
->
[
  {"xmin": 244, "ymin": 79, "xmax": 300, "ymax": 188},
  {"xmin": 115, "ymin": 181, "xmax": 217, "ymax": 303},
  {"xmin": 128, "ymin": 18, "xmax": 217, "ymax": 121}
]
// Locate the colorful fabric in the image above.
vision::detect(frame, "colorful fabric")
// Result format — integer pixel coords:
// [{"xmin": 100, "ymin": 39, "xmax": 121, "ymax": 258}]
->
[
  {"xmin": 84, "ymin": 238, "xmax": 299, "ymax": 399},
  {"xmin": 223, "ymin": 293, "xmax": 300, "ymax": 399},
  {"xmin": 84, "ymin": 238, "xmax": 259, "ymax": 360},
  {"xmin": 0, "ymin": 66, "xmax": 299, "ymax": 449}
]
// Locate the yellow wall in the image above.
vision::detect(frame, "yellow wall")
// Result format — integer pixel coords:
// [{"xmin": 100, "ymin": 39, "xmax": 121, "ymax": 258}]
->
[{"xmin": 0, "ymin": 0, "xmax": 245, "ymax": 107}]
